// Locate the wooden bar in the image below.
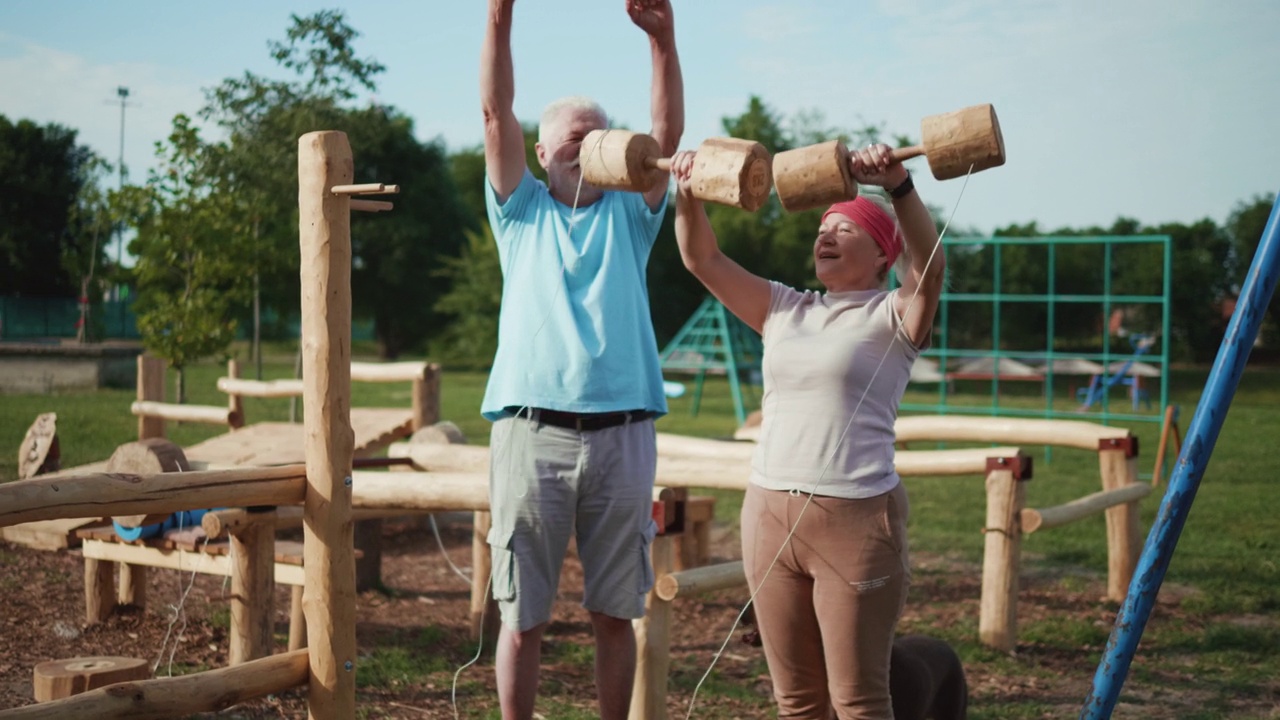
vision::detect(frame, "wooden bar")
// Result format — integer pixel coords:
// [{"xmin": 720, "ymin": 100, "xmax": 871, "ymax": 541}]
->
[
  {"xmin": 349, "ymin": 361, "xmax": 432, "ymax": 383},
  {"xmin": 299, "ymin": 129, "xmax": 358, "ymax": 720},
  {"xmin": 656, "ymin": 561, "xmax": 745, "ymax": 602},
  {"xmin": 137, "ymin": 355, "xmax": 166, "ymax": 440},
  {"xmin": 229, "ymin": 520, "xmax": 275, "ymax": 665},
  {"xmin": 351, "ymin": 471, "xmax": 489, "ymax": 511},
  {"xmin": 895, "ymin": 415, "xmax": 1130, "ymax": 451},
  {"xmin": 1021, "ymin": 484, "xmax": 1152, "ymax": 534},
  {"xmin": 226, "ymin": 360, "xmax": 245, "ymax": 429},
  {"xmin": 0, "ymin": 648, "xmax": 309, "ymax": 719},
  {"xmin": 130, "ymin": 401, "xmax": 236, "ymax": 426},
  {"xmin": 978, "ymin": 466, "xmax": 1026, "ymax": 652},
  {"xmin": 289, "ymin": 586, "xmax": 307, "ymax": 651},
  {"xmin": 80, "ymin": 539, "xmax": 307, "ymax": 587},
  {"xmin": 330, "ymin": 183, "xmax": 399, "ymax": 195},
  {"xmin": 411, "ymin": 364, "xmax": 442, "ymax": 430},
  {"xmin": 628, "ymin": 534, "xmax": 674, "ymax": 720},
  {"xmin": 0, "ymin": 466, "xmax": 307, "ymax": 528},
  {"xmin": 216, "ymin": 377, "xmax": 305, "ymax": 398}
]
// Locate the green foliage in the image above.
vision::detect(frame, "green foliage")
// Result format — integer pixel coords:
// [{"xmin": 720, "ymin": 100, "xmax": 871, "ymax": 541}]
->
[
  {"xmin": 0, "ymin": 115, "xmax": 96, "ymax": 297},
  {"xmin": 432, "ymin": 225, "xmax": 502, "ymax": 368},
  {"xmin": 131, "ymin": 115, "xmax": 247, "ymax": 390},
  {"xmin": 1225, "ymin": 193, "xmax": 1279, "ymax": 349}
]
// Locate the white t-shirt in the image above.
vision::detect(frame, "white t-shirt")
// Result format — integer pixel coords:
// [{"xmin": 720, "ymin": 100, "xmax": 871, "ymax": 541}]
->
[{"xmin": 749, "ymin": 282, "xmax": 924, "ymax": 499}]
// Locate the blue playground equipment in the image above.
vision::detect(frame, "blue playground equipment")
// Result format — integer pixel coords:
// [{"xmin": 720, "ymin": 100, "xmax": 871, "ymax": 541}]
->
[
  {"xmin": 1076, "ymin": 333, "xmax": 1158, "ymax": 411},
  {"xmin": 1081, "ymin": 193, "xmax": 1280, "ymax": 718}
]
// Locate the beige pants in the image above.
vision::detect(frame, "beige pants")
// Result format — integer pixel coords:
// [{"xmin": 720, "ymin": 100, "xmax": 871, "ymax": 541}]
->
[{"xmin": 742, "ymin": 482, "xmax": 911, "ymax": 720}]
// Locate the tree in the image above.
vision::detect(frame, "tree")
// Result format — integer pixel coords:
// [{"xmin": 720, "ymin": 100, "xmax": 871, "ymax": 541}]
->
[
  {"xmin": 0, "ymin": 115, "xmax": 96, "ymax": 297},
  {"xmin": 65, "ymin": 155, "xmax": 115, "ymax": 342},
  {"xmin": 1225, "ymin": 193, "xmax": 1279, "ymax": 350},
  {"xmin": 131, "ymin": 115, "xmax": 250, "ymax": 401}
]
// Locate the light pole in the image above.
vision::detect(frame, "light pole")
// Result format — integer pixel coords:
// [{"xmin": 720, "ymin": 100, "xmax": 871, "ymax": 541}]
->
[{"xmin": 115, "ymin": 86, "xmax": 129, "ymax": 285}]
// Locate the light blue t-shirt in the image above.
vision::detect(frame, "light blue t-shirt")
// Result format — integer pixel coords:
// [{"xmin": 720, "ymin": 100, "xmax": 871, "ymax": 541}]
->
[{"xmin": 481, "ymin": 168, "xmax": 669, "ymax": 421}]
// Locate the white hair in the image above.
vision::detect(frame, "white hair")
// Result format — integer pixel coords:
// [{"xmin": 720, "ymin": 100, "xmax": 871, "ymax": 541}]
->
[{"xmin": 538, "ymin": 96, "xmax": 608, "ymax": 144}]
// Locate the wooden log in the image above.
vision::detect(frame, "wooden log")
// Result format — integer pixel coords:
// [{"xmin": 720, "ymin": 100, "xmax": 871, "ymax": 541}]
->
[
  {"xmin": 32, "ymin": 657, "xmax": 149, "ymax": 702},
  {"xmin": 349, "ymin": 361, "xmax": 431, "ymax": 383},
  {"xmin": 298, "ymin": 129, "xmax": 358, "ymax": 720},
  {"xmin": 18, "ymin": 412, "xmax": 60, "ymax": 480},
  {"xmin": 895, "ymin": 415, "xmax": 1129, "ymax": 452},
  {"xmin": 84, "ymin": 558, "xmax": 115, "ymax": 625},
  {"xmin": 106, "ymin": 438, "xmax": 191, "ymax": 528},
  {"xmin": 229, "ymin": 518, "xmax": 275, "ymax": 665},
  {"xmin": 288, "ymin": 586, "xmax": 307, "ymax": 652},
  {"xmin": 350, "ymin": 471, "xmax": 489, "ymax": 511},
  {"xmin": 136, "ymin": 355, "xmax": 166, "ymax": 440},
  {"xmin": 628, "ymin": 534, "xmax": 674, "ymax": 720},
  {"xmin": 117, "ymin": 564, "xmax": 146, "ymax": 610},
  {"xmin": 656, "ymin": 561, "xmax": 745, "ymax": 602},
  {"xmin": 1021, "ymin": 484, "xmax": 1152, "ymax": 535},
  {"xmin": 0, "ymin": 465, "xmax": 307, "ymax": 528},
  {"xmin": 1100, "ymin": 447, "xmax": 1142, "ymax": 602},
  {"xmin": 201, "ymin": 506, "xmax": 391, "ymax": 538},
  {"xmin": 130, "ymin": 401, "xmax": 236, "ymax": 427},
  {"xmin": 1, "ymin": 649, "xmax": 309, "ymax": 720},
  {"xmin": 215, "ymin": 377, "xmax": 305, "ymax": 398},
  {"xmin": 978, "ymin": 466, "xmax": 1026, "ymax": 652},
  {"xmin": 330, "ymin": 183, "xmax": 399, "ymax": 195}
]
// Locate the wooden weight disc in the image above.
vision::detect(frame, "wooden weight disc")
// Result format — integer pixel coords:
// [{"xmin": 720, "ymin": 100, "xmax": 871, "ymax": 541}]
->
[
  {"xmin": 690, "ymin": 138, "xmax": 773, "ymax": 211},
  {"xmin": 772, "ymin": 139, "xmax": 858, "ymax": 212},
  {"xmin": 920, "ymin": 103, "xmax": 1006, "ymax": 180},
  {"xmin": 33, "ymin": 656, "xmax": 150, "ymax": 701},
  {"xmin": 107, "ymin": 437, "xmax": 191, "ymax": 528},
  {"xmin": 580, "ymin": 129, "xmax": 665, "ymax": 192}
]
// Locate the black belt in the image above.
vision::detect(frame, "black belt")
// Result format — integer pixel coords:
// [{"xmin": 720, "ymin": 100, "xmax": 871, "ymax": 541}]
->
[{"xmin": 505, "ymin": 406, "xmax": 653, "ymax": 432}]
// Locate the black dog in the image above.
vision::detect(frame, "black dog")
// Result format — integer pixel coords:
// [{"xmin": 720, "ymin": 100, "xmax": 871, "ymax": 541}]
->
[
  {"xmin": 889, "ymin": 634, "xmax": 968, "ymax": 720},
  {"xmin": 740, "ymin": 606, "xmax": 967, "ymax": 719}
]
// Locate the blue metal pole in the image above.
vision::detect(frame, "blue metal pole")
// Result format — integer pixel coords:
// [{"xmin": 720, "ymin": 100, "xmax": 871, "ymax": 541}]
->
[{"xmin": 1080, "ymin": 192, "xmax": 1280, "ymax": 719}]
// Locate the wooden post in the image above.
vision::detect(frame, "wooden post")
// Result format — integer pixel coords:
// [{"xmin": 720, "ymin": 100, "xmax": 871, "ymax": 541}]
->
[
  {"xmin": 411, "ymin": 363, "xmax": 442, "ymax": 430},
  {"xmin": 136, "ymin": 355, "xmax": 165, "ymax": 440},
  {"xmin": 84, "ymin": 558, "xmax": 115, "ymax": 625},
  {"xmin": 978, "ymin": 454, "xmax": 1031, "ymax": 652},
  {"xmin": 299, "ymin": 129, "xmax": 357, "ymax": 720},
  {"xmin": 470, "ymin": 510, "xmax": 500, "ymax": 644},
  {"xmin": 288, "ymin": 586, "xmax": 307, "ymax": 652},
  {"xmin": 629, "ymin": 533, "xmax": 675, "ymax": 720},
  {"xmin": 1099, "ymin": 437, "xmax": 1141, "ymax": 602},
  {"xmin": 227, "ymin": 359, "xmax": 245, "ymax": 429},
  {"xmin": 229, "ymin": 515, "xmax": 275, "ymax": 665},
  {"xmin": 117, "ymin": 564, "xmax": 146, "ymax": 611}
]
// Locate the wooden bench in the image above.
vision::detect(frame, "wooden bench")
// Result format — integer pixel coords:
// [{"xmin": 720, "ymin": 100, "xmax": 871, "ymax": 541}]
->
[{"xmin": 74, "ymin": 522, "xmax": 359, "ymax": 663}]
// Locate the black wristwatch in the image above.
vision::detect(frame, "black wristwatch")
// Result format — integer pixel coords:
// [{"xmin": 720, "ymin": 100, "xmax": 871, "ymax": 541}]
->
[{"xmin": 888, "ymin": 172, "xmax": 915, "ymax": 199}]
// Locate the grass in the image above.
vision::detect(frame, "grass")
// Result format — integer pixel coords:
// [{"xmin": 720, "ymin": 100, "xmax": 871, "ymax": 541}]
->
[{"xmin": 2, "ymin": 350, "xmax": 1278, "ymax": 716}]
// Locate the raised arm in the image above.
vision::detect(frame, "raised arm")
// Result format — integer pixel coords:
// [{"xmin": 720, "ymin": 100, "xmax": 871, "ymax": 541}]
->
[
  {"xmin": 671, "ymin": 152, "xmax": 771, "ymax": 334},
  {"xmin": 481, "ymin": 0, "xmax": 527, "ymax": 202},
  {"xmin": 850, "ymin": 143, "xmax": 945, "ymax": 346},
  {"xmin": 627, "ymin": 0, "xmax": 684, "ymax": 211}
]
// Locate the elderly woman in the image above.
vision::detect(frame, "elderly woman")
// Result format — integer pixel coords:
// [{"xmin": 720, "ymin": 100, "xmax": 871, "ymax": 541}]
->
[{"xmin": 671, "ymin": 143, "xmax": 944, "ymax": 719}]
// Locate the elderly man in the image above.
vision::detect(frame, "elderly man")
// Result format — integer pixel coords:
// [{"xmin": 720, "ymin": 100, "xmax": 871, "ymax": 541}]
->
[{"xmin": 478, "ymin": 1, "xmax": 684, "ymax": 718}]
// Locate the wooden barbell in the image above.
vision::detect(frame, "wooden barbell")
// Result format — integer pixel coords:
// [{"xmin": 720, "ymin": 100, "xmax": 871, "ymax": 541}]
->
[
  {"xmin": 579, "ymin": 130, "xmax": 773, "ymax": 211},
  {"xmin": 772, "ymin": 103, "xmax": 1006, "ymax": 212}
]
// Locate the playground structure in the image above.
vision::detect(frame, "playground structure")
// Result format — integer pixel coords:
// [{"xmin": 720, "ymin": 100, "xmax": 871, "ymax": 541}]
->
[
  {"xmin": 0, "ymin": 122, "xmax": 1270, "ymax": 719},
  {"xmin": 658, "ymin": 295, "xmax": 763, "ymax": 426}
]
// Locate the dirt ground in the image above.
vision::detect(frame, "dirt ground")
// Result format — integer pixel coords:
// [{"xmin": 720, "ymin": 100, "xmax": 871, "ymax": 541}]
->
[{"xmin": 0, "ymin": 516, "xmax": 1274, "ymax": 719}]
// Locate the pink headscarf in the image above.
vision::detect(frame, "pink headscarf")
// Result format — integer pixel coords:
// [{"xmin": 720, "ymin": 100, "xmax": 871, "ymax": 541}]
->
[{"xmin": 821, "ymin": 197, "xmax": 902, "ymax": 266}]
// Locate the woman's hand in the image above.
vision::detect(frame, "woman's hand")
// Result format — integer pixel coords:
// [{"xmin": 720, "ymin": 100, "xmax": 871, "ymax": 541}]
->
[
  {"xmin": 849, "ymin": 142, "xmax": 909, "ymax": 191},
  {"xmin": 670, "ymin": 149, "xmax": 697, "ymax": 199}
]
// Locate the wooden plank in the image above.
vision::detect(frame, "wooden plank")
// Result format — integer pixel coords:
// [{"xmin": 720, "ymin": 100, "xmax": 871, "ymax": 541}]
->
[
  {"xmin": 181, "ymin": 410, "xmax": 411, "ymax": 468},
  {"xmin": 0, "ymin": 517, "xmax": 102, "ymax": 550},
  {"xmin": 80, "ymin": 539, "xmax": 307, "ymax": 586}
]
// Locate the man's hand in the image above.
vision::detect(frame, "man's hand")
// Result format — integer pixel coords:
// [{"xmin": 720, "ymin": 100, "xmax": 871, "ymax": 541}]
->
[{"xmin": 627, "ymin": 0, "xmax": 674, "ymax": 40}]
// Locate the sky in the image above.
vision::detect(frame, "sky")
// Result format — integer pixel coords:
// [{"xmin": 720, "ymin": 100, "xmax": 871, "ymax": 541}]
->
[{"xmin": 2, "ymin": 0, "xmax": 1278, "ymax": 241}]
